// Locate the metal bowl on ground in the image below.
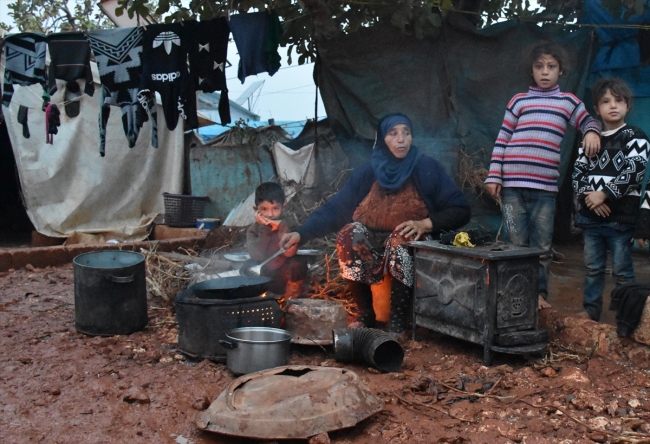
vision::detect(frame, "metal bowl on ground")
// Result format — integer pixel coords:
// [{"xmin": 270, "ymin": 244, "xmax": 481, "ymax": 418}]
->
[{"xmin": 223, "ymin": 252, "xmax": 251, "ymax": 270}]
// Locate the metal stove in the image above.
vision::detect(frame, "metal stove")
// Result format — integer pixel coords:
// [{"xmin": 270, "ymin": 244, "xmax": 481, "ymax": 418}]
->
[{"xmin": 409, "ymin": 241, "xmax": 548, "ymax": 365}]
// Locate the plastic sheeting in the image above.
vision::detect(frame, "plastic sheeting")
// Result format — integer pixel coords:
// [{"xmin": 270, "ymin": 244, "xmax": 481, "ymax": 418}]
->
[
  {"xmin": 316, "ymin": 18, "xmax": 594, "ymax": 228},
  {"xmin": 2, "ymin": 68, "xmax": 184, "ymax": 239}
]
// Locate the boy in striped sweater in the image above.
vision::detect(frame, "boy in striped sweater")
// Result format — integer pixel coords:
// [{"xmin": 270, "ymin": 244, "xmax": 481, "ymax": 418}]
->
[
  {"xmin": 572, "ymin": 78, "xmax": 650, "ymax": 321},
  {"xmin": 485, "ymin": 42, "xmax": 602, "ymax": 310}
]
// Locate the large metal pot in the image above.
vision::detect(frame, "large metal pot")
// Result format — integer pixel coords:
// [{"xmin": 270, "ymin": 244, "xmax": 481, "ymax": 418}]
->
[
  {"xmin": 219, "ymin": 327, "xmax": 292, "ymax": 375},
  {"xmin": 73, "ymin": 251, "xmax": 148, "ymax": 336}
]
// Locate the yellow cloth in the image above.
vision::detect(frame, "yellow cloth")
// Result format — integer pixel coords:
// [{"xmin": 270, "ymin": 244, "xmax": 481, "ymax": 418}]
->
[{"xmin": 453, "ymin": 232, "xmax": 475, "ymax": 247}]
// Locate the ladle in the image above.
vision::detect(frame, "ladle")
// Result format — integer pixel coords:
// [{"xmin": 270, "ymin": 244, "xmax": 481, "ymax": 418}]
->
[{"xmin": 247, "ymin": 248, "xmax": 286, "ymax": 276}]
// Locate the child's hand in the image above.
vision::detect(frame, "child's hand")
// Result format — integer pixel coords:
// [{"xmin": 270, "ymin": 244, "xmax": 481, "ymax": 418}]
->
[
  {"xmin": 485, "ymin": 183, "xmax": 501, "ymax": 198},
  {"xmin": 634, "ymin": 238, "xmax": 649, "ymax": 248},
  {"xmin": 254, "ymin": 212, "xmax": 282, "ymax": 231},
  {"xmin": 583, "ymin": 131, "xmax": 601, "ymax": 157},
  {"xmin": 584, "ymin": 191, "xmax": 607, "ymax": 210}
]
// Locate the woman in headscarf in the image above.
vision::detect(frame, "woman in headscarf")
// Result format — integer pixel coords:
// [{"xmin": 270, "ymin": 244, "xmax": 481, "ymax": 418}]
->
[{"xmin": 281, "ymin": 113, "xmax": 471, "ymax": 334}]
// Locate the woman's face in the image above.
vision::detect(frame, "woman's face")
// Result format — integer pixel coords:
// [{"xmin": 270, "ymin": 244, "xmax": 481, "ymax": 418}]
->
[{"xmin": 383, "ymin": 124, "xmax": 412, "ymax": 159}]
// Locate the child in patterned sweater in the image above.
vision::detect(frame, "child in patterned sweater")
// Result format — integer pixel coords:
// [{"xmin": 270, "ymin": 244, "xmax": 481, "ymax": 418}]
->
[
  {"xmin": 485, "ymin": 42, "xmax": 602, "ymax": 310},
  {"xmin": 572, "ymin": 78, "xmax": 650, "ymax": 321}
]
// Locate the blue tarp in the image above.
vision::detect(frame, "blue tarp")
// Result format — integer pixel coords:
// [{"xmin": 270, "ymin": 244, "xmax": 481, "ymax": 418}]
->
[{"xmin": 581, "ymin": 0, "xmax": 650, "ymax": 96}]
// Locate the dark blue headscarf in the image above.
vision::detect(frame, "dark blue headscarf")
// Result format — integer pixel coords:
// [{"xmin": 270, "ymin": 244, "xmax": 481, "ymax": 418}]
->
[{"xmin": 370, "ymin": 113, "xmax": 423, "ymax": 193}]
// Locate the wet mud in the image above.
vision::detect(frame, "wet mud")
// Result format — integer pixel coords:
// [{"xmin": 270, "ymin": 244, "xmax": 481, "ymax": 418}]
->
[{"xmin": 0, "ymin": 240, "xmax": 649, "ymax": 443}]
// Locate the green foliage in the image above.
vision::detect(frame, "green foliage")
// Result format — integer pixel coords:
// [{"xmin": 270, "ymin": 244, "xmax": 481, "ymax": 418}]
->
[
  {"xmin": 1, "ymin": 0, "xmax": 582, "ymax": 64},
  {"xmin": 2, "ymin": 0, "xmax": 115, "ymax": 33}
]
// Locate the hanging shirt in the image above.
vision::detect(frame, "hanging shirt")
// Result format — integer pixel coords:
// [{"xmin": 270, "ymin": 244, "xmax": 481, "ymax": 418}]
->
[
  {"xmin": 186, "ymin": 17, "xmax": 231, "ymax": 125},
  {"xmin": 139, "ymin": 23, "xmax": 194, "ymax": 131},
  {"xmin": 2, "ymin": 32, "xmax": 48, "ymax": 107},
  {"xmin": 229, "ymin": 11, "xmax": 283, "ymax": 84},
  {"xmin": 46, "ymin": 32, "xmax": 94, "ymax": 97},
  {"xmin": 88, "ymin": 27, "xmax": 158, "ymax": 156}
]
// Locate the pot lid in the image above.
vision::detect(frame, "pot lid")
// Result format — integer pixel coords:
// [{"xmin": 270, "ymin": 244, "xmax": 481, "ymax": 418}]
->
[{"xmin": 196, "ymin": 365, "xmax": 383, "ymax": 439}]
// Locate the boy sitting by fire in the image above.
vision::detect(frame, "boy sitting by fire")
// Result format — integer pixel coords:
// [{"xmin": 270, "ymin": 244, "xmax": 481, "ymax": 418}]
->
[{"xmin": 246, "ymin": 182, "xmax": 307, "ymax": 299}]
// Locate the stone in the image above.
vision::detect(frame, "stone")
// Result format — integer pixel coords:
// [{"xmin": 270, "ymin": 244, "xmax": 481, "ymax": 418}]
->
[
  {"xmin": 122, "ymin": 387, "xmax": 151, "ymax": 404},
  {"xmin": 191, "ymin": 396, "xmax": 211, "ymax": 411},
  {"xmin": 308, "ymin": 432, "xmax": 331, "ymax": 444}
]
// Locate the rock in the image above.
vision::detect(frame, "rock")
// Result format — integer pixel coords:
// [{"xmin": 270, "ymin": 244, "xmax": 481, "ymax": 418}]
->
[
  {"xmin": 628, "ymin": 347, "xmax": 650, "ymax": 367},
  {"xmin": 539, "ymin": 367, "xmax": 557, "ymax": 377},
  {"xmin": 191, "ymin": 396, "xmax": 210, "ymax": 411},
  {"xmin": 557, "ymin": 367, "xmax": 591, "ymax": 389},
  {"xmin": 308, "ymin": 432, "xmax": 331, "ymax": 444},
  {"xmin": 587, "ymin": 432, "xmax": 608, "ymax": 443},
  {"xmin": 122, "ymin": 387, "xmax": 151, "ymax": 404},
  {"xmin": 25, "ymin": 264, "xmax": 35, "ymax": 272}
]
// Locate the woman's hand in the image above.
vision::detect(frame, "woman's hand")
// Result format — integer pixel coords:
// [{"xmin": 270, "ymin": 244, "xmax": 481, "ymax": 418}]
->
[
  {"xmin": 396, "ymin": 218, "xmax": 432, "ymax": 241},
  {"xmin": 583, "ymin": 131, "xmax": 601, "ymax": 158},
  {"xmin": 280, "ymin": 232, "xmax": 301, "ymax": 251},
  {"xmin": 485, "ymin": 183, "xmax": 501, "ymax": 198}
]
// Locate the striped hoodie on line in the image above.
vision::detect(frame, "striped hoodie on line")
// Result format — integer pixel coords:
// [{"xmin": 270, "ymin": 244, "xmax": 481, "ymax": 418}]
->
[{"xmin": 485, "ymin": 85, "xmax": 602, "ymax": 192}]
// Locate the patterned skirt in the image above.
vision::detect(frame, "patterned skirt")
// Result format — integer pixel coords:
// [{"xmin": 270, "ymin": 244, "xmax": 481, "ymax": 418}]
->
[{"xmin": 336, "ymin": 222, "xmax": 430, "ymax": 288}]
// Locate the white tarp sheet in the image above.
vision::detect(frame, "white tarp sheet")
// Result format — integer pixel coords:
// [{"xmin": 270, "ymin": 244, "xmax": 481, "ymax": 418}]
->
[{"xmin": 2, "ymin": 68, "xmax": 183, "ymax": 239}]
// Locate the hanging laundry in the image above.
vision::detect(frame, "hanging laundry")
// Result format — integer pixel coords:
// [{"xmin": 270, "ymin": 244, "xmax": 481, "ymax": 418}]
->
[
  {"xmin": 44, "ymin": 103, "xmax": 61, "ymax": 145},
  {"xmin": 2, "ymin": 33, "xmax": 49, "ymax": 108},
  {"xmin": 17, "ymin": 105, "xmax": 30, "ymax": 139},
  {"xmin": 88, "ymin": 27, "xmax": 158, "ymax": 156},
  {"xmin": 229, "ymin": 11, "xmax": 283, "ymax": 84},
  {"xmin": 139, "ymin": 23, "xmax": 195, "ymax": 131},
  {"xmin": 186, "ymin": 17, "xmax": 231, "ymax": 124},
  {"xmin": 46, "ymin": 31, "xmax": 94, "ymax": 115}
]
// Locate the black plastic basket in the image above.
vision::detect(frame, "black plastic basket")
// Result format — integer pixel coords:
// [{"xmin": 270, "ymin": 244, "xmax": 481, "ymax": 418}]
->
[{"xmin": 162, "ymin": 192, "xmax": 209, "ymax": 227}]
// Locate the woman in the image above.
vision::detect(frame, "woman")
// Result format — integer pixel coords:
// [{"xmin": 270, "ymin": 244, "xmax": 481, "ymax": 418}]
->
[{"xmin": 281, "ymin": 113, "xmax": 471, "ymax": 333}]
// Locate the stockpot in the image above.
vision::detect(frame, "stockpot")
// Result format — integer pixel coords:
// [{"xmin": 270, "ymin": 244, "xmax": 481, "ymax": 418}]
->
[{"xmin": 219, "ymin": 327, "xmax": 292, "ymax": 375}]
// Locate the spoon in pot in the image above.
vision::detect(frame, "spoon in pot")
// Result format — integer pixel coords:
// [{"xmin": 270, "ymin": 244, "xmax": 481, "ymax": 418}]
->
[{"xmin": 247, "ymin": 247, "xmax": 286, "ymax": 276}]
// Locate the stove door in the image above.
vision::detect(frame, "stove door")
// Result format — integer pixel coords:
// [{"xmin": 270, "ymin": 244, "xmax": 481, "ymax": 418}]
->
[
  {"xmin": 413, "ymin": 253, "xmax": 487, "ymax": 332},
  {"xmin": 495, "ymin": 258, "xmax": 538, "ymax": 330}
]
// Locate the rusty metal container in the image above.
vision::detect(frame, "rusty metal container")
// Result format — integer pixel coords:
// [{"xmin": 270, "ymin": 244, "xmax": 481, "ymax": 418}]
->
[
  {"xmin": 409, "ymin": 240, "xmax": 548, "ymax": 365},
  {"xmin": 284, "ymin": 299, "xmax": 348, "ymax": 345}
]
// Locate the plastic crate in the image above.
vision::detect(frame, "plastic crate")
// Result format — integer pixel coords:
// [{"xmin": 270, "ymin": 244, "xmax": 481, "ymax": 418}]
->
[{"xmin": 162, "ymin": 192, "xmax": 209, "ymax": 227}]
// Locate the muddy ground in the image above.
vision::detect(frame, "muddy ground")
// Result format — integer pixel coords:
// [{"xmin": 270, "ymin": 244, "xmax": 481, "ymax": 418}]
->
[{"xmin": 1, "ymin": 240, "xmax": 650, "ymax": 444}]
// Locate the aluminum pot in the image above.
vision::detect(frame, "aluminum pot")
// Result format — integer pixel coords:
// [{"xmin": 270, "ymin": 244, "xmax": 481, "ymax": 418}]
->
[{"xmin": 219, "ymin": 327, "xmax": 292, "ymax": 375}]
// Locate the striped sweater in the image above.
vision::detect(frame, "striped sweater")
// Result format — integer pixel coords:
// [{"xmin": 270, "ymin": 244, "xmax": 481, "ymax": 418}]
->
[{"xmin": 486, "ymin": 85, "xmax": 601, "ymax": 192}]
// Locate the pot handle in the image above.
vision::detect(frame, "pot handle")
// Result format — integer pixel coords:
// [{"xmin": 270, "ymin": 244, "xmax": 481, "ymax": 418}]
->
[
  {"xmin": 219, "ymin": 340, "xmax": 237, "ymax": 350},
  {"xmin": 110, "ymin": 275, "xmax": 134, "ymax": 283}
]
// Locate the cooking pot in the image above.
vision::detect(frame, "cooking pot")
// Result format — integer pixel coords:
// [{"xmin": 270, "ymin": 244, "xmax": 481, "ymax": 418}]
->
[
  {"xmin": 189, "ymin": 276, "xmax": 272, "ymax": 299},
  {"xmin": 219, "ymin": 327, "xmax": 292, "ymax": 374}
]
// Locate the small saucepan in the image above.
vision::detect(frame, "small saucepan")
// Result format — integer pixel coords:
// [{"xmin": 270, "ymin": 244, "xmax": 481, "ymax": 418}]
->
[{"xmin": 219, "ymin": 327, "xmax": 292, "ymax": 375}]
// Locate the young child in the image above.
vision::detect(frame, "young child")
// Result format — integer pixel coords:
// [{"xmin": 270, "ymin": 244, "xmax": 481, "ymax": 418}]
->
[
  {"xmin": 572, "ymin": 78, "xmax": 650, "ymax": 321},
  {"xmin": 485, "ymin": 42, "xmax": 602, "ymax": 310},
  {"xmin": 246, "ymin": 182, "xmax": 307, "ymax": 299}
]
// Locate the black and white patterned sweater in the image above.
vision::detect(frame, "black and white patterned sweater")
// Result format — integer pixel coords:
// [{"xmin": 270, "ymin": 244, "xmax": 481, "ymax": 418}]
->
[{"xmin": 572, "ymin": 124, "xmax": 650, "ymax": 239}]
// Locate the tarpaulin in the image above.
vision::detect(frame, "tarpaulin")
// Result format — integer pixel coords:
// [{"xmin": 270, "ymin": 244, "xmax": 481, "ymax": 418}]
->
[
  {"xmin": 581, "ymin": 0, "xmax": 650, "ymax": 97},
  {"xmin": 316, "ymin": 18, "xmax": 594, "ymax": 225},
  {"xmin": 2, "ymin": 63, "xmax": 184, "ymax": 239}
]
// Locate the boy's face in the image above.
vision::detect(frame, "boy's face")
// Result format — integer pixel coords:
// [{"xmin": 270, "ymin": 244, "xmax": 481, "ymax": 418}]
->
[
  {"xmin": 254, "ymin": 200, "xmax": 283, "ymax": 220},
  {"xmin": 532, "ymin": 54, "xmax": 561, "ymax": 89},
  {"xmin": 595, "ymin": 89, "xmax": 628, "ymax": 131}
]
